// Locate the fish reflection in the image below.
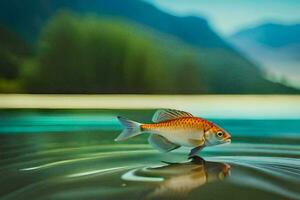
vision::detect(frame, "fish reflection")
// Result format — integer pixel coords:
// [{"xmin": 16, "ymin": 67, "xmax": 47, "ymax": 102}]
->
[{"xmin": 122, "ymin": 156, "xmax": 230, "ymax": 199}]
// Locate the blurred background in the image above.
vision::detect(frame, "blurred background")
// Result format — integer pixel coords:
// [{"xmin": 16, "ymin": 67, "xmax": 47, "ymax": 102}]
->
[
  {"xmin": 1, "ymin": 1, "xmax": 300, "ymax": 199},
  {"xmin": 0, "ymin": 0, "xmax": 300, "ymax": 94}
]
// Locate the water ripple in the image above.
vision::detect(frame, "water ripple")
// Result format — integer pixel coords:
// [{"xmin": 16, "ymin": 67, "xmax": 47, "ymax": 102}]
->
[{"xmin": 67, "ymin": 166, "xmax": 132, "ymax": 178}]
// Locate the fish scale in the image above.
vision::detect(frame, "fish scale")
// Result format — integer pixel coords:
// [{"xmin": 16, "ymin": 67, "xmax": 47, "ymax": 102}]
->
[{"xmin": 141, "ymin": 117, "xmax": 209, "ymax": 133}]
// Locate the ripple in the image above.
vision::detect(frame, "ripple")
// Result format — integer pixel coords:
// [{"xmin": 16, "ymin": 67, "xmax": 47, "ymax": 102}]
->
[
  {"xmin": 122, "ymin": 168, "xmax": 165, "ymax": 182},
  {"xmin": 67, "ymin": 166, "xmax": 132, "ymax": 178},
  {"xmin": 207, "ymin": 156, "xmax": 300, "ymax": 200},
  {"xmin": 19, "ymin": 149, "xmax": 155, "ymax": 171}
]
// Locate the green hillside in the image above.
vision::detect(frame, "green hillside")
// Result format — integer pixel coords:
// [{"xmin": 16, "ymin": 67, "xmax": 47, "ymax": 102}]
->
[
  {"xmin": 0, "ymin": 26, "xmax": 30, "ymax": 92},
  {"xmin": 20, "ymin": 12, "xmax": 298, "ymax": 94}
]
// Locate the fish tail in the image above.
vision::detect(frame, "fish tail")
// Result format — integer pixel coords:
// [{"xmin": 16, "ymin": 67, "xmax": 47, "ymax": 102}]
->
[{"xmin": 115, "ymin": 116, "xmax": 143, "ymax": 141}]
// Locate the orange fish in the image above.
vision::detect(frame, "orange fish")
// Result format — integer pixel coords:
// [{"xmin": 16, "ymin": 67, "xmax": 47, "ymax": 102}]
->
[{"xmin": 115, "ymin": 109, "xmax": 231, "ymax": 157}]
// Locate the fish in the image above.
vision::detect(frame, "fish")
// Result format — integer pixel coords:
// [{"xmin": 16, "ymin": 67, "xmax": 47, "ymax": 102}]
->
[{"xmin": 115, "ymin": 109, "xmax": 231, "ymax": 157}]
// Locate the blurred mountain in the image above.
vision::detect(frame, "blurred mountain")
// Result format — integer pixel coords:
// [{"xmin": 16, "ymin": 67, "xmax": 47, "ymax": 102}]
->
[
  {"xmin": 0, "ymin": 0, "xmax": 298, "ymax": 93},
  {"xmin": 0, "ymin": 0, "xmax": 230, "ymax": 49},
  {"xmin": 0, "ymin": 26, "xmax": 30, "ymax": 79},
  {"xmin": 230, "ymin": 23, "xmax": 300, "ymax": 88},
  {"xmin": 231, "ymin": 23, "xmax": 300, "ymax": 48},
  {"xmin": 0, "ymin": 26, "xmax": 30, "ymax": 92}
]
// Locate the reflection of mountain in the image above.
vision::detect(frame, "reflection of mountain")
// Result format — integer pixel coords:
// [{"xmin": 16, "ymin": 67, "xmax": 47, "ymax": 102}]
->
[
  {"xmin": 0, "ymin": 0, "xmax": 298, "ymax": 93},
  {"xmin": 230, "ymin": 23, "xmax": 300, "ymax": 88},
  {"xmin": 122, "ymin": 157, "xmax": 230, "ymax": 199}
]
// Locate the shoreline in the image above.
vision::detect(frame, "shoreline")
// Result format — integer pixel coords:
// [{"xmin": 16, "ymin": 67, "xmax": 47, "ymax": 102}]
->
[{"xmin": 0, "ymin": 94, "xmax": 299, "ymax": 119}]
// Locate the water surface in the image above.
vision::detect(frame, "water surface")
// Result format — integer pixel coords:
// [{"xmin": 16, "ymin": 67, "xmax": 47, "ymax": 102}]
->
[{"xmin": 0, "ymin": 109, "xmax": 300, "ymax": 200}]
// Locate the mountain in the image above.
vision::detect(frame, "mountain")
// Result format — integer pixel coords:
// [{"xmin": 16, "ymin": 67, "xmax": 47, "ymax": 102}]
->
[
  {"xmin": 231, "ymin": 23, "xmax": 300, "ymax": 48},
  {"xmin": 230, "ymin": 23, "xmax": 300, "ymax": 88},
  {"xmin": 0, "ymin": 26, "xmax": 30, "ymax": 79},
  {"xmin": 0, "ymin": 0, "xmax": 298, "ymax": 93},
  {"xmin": 0, "ymin": 0, "xmax": 231, "ymax": 49}
]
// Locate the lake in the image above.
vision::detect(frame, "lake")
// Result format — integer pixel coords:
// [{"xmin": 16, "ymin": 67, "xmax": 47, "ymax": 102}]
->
[{"xmin": 0, "ymin": 95, "xmax": 299, "ymax": 200}]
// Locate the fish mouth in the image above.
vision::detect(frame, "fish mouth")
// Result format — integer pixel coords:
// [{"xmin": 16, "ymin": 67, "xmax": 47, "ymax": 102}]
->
[{"xmin": 224, "ymin": 138, "xmax": 231, "ymax": 144}]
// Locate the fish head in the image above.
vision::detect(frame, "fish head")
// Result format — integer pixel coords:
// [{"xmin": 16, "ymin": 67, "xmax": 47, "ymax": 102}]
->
[{"xmin": 204, "ymin": 125, "xmax": 231, "ymax": 146}]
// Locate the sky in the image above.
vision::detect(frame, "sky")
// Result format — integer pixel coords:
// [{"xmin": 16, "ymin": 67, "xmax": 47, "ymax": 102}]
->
[{"xmin": 145, "ymin": 0, "xmax": 300, "ymax": 35}]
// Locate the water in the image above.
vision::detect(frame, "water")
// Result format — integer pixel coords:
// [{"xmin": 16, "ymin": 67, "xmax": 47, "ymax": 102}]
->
[{"xmin": 0, "ymin": 109, "xmax": 300, "ymax": 200}]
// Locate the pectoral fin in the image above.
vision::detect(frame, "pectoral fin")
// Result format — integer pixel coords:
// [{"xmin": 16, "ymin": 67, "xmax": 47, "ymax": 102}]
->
[
  {"xmin": 188, "ymin": 139, "xmax": 205, "ymax": 158},
  {"xmin": 148, "ymin": 134, "xmax": 180, "ymax": 153},
  {"xmin": 188, "ymin": 146, "xmax": 204, "ymax": 158},
  {"xmin": 188, "ymin": 139, "xmax": 205, "ymax": 146}
]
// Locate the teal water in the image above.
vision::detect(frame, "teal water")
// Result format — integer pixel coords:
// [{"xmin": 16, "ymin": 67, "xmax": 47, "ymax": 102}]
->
[{"xmin": 0, "ymin": 110, "xmax": 300, "ymax": 200}]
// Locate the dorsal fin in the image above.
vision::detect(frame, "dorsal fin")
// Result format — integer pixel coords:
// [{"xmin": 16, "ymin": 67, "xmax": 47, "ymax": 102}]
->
[{"xmin": 152, "ymin": 109, "xmax": 193, "ymax": 123}]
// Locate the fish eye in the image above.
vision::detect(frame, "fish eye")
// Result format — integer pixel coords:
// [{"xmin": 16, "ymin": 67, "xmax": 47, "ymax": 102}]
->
[{"xmin": 217, "ymin": 131, "xmax": 223, "ymax": 137}]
